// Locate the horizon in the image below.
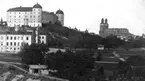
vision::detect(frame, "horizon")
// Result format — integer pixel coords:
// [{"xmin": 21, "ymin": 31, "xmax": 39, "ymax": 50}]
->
[{"xmin": 0, "ymin": 0, "xmax": 145, "ymax": 35}]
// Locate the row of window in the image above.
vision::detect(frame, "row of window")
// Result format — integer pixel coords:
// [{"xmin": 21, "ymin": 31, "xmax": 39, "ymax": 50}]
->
[
  {"xmin": 9, "ymin": 10, "xmax": 41, "ymax": 14},
  {"xmin": 7, "ymin": 36, "xmax": 29, "ymax": 40},
  {"xmin": 0, "ymin": 36, "xmax": 31, "ymax": 40},
  {"xmin": 9, "ymin": 19, "xmax": 41, "ymax": 23},
  {"xmin": 9, "ymin": 15, "xmax": 41, "ymax": 18},
  {"xmin": 0, "ymin": 36, "xmax": 44, "ymax": 40},
  {"xmin": 0, "ymin": 47, "xmax": 21, "ymax": 51},
  {"xmin": 6, "ymin": 42, "xmax": 25, "ymax": 46}
]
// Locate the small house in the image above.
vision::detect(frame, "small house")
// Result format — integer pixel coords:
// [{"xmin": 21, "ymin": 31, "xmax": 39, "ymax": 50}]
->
[{"xmin": 29, "ymin": 65, "xmax": 49, "ymax": 75}]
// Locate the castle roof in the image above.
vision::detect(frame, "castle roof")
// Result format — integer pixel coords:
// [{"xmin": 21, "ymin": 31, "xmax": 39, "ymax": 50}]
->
[
  {"xmin": 7, "ymin": 7, "xmax": 33, "ymax": 12},
  {"xmin": 33, "ymin": 3, "xmax": 42, "ymax": 8},
  {"xmin": 56, "ymin": 9, "xmax": 64, "ymax": 14}
]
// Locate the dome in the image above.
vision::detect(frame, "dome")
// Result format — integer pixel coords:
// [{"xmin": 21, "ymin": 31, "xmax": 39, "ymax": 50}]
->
[
  {"xmin": 33, "ymin": 3, "xmax": 42, "ymax": 8},
  {"xmin": 56, "ymin": 9, "xmax": 64, "ymax": 14}
]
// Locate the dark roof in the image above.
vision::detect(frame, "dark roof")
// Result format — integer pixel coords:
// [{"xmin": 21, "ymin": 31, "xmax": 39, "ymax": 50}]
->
[
  {"xmin": 56, "ymin": 9, "xmax": 64, "ymax": 14},
  {"xmin": 33, "ymin": 3, "xmax": 42, "ymax": 8},
  {"xmin": 7, "ymin": 7, "xmax": 32, "ymax": 12}
]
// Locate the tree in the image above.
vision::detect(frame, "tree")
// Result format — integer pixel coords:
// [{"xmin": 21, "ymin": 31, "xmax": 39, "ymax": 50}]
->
[
  {"xmin": 46, "ymin": 50, "xmax": 95, "ymax": 80},
  {"xmin": 117, "ymin": 55, "xmax": 145, "ymax": 77},
  {"xmin": 19, "ymin": 43, "xmax": 49, "ymax": 65},
  {"xmin": 96, "ymin": 51, "xmax": 102, "ymax": 61},
  {"xmin": 103, "ymin": 35, "xmax": 125, "ymax": 48}
]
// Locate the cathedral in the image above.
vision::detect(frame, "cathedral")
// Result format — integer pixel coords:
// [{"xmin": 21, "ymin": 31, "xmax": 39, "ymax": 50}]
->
[
  {"xmin": 7, "ymin": 3, "xmax": 64, "ymax": 27},
  {"xmin": 99, "ymin": 18, "xmax": 133, "ymax": 38}
]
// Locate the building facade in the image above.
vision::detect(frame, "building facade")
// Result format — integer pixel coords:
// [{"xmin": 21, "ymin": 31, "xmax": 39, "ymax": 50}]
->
[
  {"xmin": 42, "ymin": 11, "xmax": 58, "ymax": 24},
  {"xmin": 7, "ymin": 3, "xmax": 64, "ymax": 27},
  {"xmin": 7, "ymin": 3, "xmax": 42, "ymax": 27},
  {"xmin": 56, "ymin": 9, "xmax": 64, "ymax": 26},
  {"xmin": 99, "ymin": 18, "xmax": 133, "ymax": 38},
  {"xmin": 0, "ymin": 28, "xmax": 47, "ymax": 53}
]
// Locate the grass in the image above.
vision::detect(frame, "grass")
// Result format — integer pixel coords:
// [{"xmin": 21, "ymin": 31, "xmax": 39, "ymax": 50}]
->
[{"xmin": 0, "ymin": 53, "xmax": 21, "ymax": 63}]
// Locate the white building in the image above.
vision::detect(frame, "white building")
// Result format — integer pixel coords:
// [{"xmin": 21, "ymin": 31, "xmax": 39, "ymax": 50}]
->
[
  {"xmin": 0, "ymin": 28, "xmax": 47, "ymax": 53},
  {"xmin": 7, "ymin": 3, "xmax": 42, "ymax": 27}
]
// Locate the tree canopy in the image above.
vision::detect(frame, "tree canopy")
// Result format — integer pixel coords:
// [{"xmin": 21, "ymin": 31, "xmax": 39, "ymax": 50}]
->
[{"xmin": 19, "ymin": 43, "xmax": 49, "ymax": 65}]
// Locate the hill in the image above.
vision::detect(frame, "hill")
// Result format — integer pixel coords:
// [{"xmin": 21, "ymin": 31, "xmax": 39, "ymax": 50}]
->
[
  {"xmin": 42, "ymin": 23, "xmax": 103, "ymax": 48},
  {"xmin": 0, "ymin": 24, "xmax": 103, "ymax": 49}
]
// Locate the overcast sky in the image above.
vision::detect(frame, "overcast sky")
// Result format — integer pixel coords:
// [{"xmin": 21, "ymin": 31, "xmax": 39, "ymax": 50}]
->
[{"xmin": 1, "ymin": 0, "xmax": 145, "ymax": 35}]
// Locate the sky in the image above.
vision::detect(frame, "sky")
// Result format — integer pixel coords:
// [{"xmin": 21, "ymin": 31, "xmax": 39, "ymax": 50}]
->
[{"xmin": 1, "ymin": 0, "xmax": 145, "ymax": 35}]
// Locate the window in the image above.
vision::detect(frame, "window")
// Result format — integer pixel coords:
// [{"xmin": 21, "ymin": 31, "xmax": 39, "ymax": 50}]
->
[
  {"xmin": 10, "ymin": 42, "xmax": 12, "ymax": 46},
  {"xmin": 14, "ymin": 42, "xmax": 16, "ymax": 46},
  {"xmin": 14, "ymin": 37, "xmax": 16, "ymax": 40},
  {"xmin": 7, "ymin": 42, "xmax": 8, "ymax": 46},
  {"xmin": 18, "ymin": 37, "xmax": 20, "ymax": 40},
  {"xmin": 21, "ymin": 37, "xmax": 23, "ymax": 40},
  {"xmin": 41, "ymin": 41, "xmax": 44, "ymax": 44},
  {"xmin": 10, "ymin": 36, "xmax": 12, "ymax": 40},
  {"xmin": 7, "ymin": 36, "xmax": 9, "ymax": 40},
  {"xmin": 18, "ymin": 42, "xmax": 19, "ymax": 46},
  {"xmin": 26, "ymin": 37, "xmax": 29, "ymax": 40},
  {"xmin": 14, "ymin": 48, "xmax": 16, "ymax": 50}
]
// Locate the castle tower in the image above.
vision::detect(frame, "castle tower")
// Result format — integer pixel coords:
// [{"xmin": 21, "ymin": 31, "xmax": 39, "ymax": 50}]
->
[
  {"xmin": 99, "ymin": 18, "xmax": 109, "ymax": 37},
  {"xmin": 56, "ymin": 9, "xmax": 64, "ymax": 26},
  {"xmin": 32, "ymin": 3, "xmax": 42, "ymax": 27}
]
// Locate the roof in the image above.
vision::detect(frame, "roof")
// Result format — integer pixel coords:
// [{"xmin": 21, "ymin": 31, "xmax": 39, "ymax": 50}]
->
[
  {"xmin": 107, "ymin": 28, "xmax": 129, "ymax": 31},
  {"xmin": 33, "ymin": 3, "xmax": 42, "ymax": 8},
  {"xmin": 56, "ymin": 9, "xmax": 64, "ymax": 14},
  {"xmin": 7, "ymin": 7, "xmax": 33, "ymax": 12},
  {"xmin": 29, "ymin": 65, "xmax": 47, "ymax": 69}
]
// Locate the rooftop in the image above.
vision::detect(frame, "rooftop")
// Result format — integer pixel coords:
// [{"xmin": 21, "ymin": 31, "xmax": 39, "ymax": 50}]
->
[
  {"xmin": 7, "ymin": 7, "xmax": 33, "ymax": 12},
  {"xmin": 29, "ymin": 65, "xmax": 47, "ymax": 69}
]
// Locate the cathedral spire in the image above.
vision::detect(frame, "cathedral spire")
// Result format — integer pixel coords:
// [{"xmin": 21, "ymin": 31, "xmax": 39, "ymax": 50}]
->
[
  {"xmin": 105, "ymin": 18, "xmax": 108, "ymax": 24},
  {"xmin": 101, "ymin": 18, "xmax": 104, "ymax": 24}
]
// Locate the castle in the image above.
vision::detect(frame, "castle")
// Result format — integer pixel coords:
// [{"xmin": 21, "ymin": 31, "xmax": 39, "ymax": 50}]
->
[
  {"xmin": 7, "ymin": 3, "xmax": 64, "ymax": 27},
  {"xmin": 0, "ymin": 3, "xmax": 66, "ymax": 53},
  {"xmin": 99, "ymin": 18, "xmax": 133, "ymax": 39}
]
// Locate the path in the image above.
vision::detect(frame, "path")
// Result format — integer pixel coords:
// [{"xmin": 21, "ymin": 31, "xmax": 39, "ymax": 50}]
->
[{"xmin": 112, "ymin": 51, "xmax": 126, "ymax": 61}]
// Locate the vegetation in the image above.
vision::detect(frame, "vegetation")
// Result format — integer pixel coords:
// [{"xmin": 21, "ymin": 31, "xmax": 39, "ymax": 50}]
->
[
  {"xmin": 117, "ymin": 55, "xmax": 145, "ymax": 77},
  {"xmin": 19, "ymin": 43, "xmax": 49, "ymax": 65}
]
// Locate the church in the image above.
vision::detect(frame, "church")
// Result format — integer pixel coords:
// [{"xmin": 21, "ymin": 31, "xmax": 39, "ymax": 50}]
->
[{"xmin": 99, "ymin": 18, "xmax": 134, "ymax": 39}]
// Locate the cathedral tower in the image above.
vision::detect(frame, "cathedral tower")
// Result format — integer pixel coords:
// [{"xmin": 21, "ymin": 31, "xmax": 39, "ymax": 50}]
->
[{"xmin": 99, "ymin": 18, "xmax": 109, "ymax": 37}]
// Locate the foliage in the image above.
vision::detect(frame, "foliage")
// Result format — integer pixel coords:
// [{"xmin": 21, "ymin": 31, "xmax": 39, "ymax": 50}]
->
[
  {"xmin": 46, "ymin": 50, "xmax": 95, "ymax": 80},
  {"xmin": 103, "ymin": 35, "xmax": 125, "ymax": 48},
  {"xmin": 19, "ymin": 43, "xmax": 49, "ymax": 65},
  {"xmin": 42, "ymin": 24, "xmax": 103, "ymax": 48},
  {"xmin": 117, "ymin": 55, "xmax": 145, "ymax": 77},
  {"xmin": 123, "ymin": 37, "xmax": 145, "ymax": 50}
]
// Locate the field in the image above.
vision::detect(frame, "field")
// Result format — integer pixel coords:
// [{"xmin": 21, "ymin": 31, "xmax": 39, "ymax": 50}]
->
[{"xmin": 0, "ymin": 53, "xmax": 21, "ymax": 63}]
